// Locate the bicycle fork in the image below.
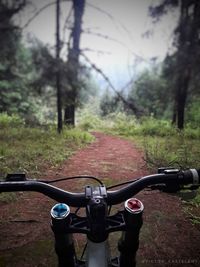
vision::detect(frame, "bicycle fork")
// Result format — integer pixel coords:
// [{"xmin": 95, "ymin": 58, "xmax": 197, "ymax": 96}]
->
[
  {"xmin": 51, "ymin": 203, "xmax": 76, "ymax": 267},
  {"xmin": 118, "ymin": 198, "xmax": 144, "ymax": 267}
]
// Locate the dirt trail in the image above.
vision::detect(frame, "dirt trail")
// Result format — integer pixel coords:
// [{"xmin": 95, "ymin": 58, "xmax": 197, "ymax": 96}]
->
[
  {"xmin": 55, "ymin": 132, "xmax": 147, "ymax": 179},
  {"xmin": 0, "ymin": 132, "xmax": 200, "ymax": 267}
]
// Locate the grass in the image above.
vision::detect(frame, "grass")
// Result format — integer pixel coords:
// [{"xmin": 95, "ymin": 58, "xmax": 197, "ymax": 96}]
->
[
  {"xmin": 140, "ymin": 135, "xmax": 200, "ymax": 170},
  {"xmin": 0, "ymin": 114, "xmax": 94, "ymax": 202},
  {"xmin": 183, "ymin": 188, "xmax": 200, "ymax": 225},
  {"xmin": 0, "ymin": 125, "xmax": 94, "ymax": 178},
  {"xmin": 0, "ymin": 237, "xmax": 56, "ymax": 267}
]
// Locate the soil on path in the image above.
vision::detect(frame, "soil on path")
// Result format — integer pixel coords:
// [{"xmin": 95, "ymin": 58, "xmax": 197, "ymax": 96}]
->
[{"xmin": 0, "ymin": 132, "xmax": 200, "ymax": 267}]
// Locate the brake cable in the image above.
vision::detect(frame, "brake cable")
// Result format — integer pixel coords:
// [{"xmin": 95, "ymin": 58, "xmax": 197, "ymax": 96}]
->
[
  {"xmin": 38, "ymin": 175, "xmax": 104, "ymax": 186},
  {"xmin": 106, "ymin": 178, "xmax": 141, "ymax": 190}
]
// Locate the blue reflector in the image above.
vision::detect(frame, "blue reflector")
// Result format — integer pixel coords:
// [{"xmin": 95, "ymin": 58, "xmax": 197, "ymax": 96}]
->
[{"xmin": 51, "ymin": 203, "xmax": 70, "ymax": 219}]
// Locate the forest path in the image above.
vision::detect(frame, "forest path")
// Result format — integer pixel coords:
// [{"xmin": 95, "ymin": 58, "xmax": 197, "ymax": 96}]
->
[{"xmin": 0, "ymin": 132, "xmax": 200, "ymax": 267}]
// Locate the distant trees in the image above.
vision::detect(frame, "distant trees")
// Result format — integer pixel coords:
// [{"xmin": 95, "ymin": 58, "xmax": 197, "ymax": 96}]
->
[
  {"xmin": 100, "ymin": 51, "xmax": 200, "ymax": 127},
  {"xmin": 0, "ymin": 1, "xmax": 60, "ymax": 123},
  {"xmin": 100, "ymin": 0, "xmax": 200, "ymax": 128},
  {"xmin": 99, "ymin": 65, "xmax": 171, "ymax": 119},
  {"xmin": 100, "ymin": 89, "xmax": 123, "ymax": 116},
  {"xmin": 0, "ymin": 0, "xmax": 95, "ymax": 126},
  {"xmin": 0, "ymin": 1, "xmax": 33, "ymax": 116},
  {"xmin": 149, "ymin": 0, "xmax": 200, "ymax": 129},
  {"xmin": 128, "ymin": 68, "xmax": 170, "ymax": 119},
  {"xmin": 28, "ymin": 37, "xmax": 97, "ymax": 124},
  {"xmin": 1, "ymin": 0, "xmax": 200, "ymax": 130}
]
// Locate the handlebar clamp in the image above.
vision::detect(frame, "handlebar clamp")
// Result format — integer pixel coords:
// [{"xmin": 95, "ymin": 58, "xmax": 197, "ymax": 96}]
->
[{"xmin": 85, "ymin": 185, "xmax": 107, "ymax": 199}]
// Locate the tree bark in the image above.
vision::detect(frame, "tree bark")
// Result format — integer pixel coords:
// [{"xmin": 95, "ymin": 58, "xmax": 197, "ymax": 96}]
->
[
  {"xmin": 56, "ymin": 0, "xmax": 62, "ymax": 133},
  {"xmin": 64, "ymin": 105, "xmax": 75, "ymax": 125},
  {"xmin": 176, "ymin": 69, "xmax": 191, "ymax": 129},
  {"xmin": 65, "ymin": 0, "xmax": 85, "ymax": 126},
  {"xmin": 174, "ymin": 0, "xmax": 200, "ymax": 129}
]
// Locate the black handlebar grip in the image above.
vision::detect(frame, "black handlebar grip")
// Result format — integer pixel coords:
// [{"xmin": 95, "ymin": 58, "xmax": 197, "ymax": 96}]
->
[
  {"xmin": 177, "ymin": 169, "xmax": 199, "ymax": 185},
  {"xmin": 187, "ymin": 169, "xmax": 199, "ymax": 185}
]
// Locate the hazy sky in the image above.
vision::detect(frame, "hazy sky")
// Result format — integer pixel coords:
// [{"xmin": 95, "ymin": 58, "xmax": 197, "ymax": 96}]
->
[{"xmin": 20, "ymin": 0, "xmax": 178, "ymax": 88}]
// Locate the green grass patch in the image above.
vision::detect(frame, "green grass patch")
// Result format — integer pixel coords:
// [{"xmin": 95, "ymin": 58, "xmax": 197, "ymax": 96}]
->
[
  {"xmin": 0, "ymin": 114, "xmax": 94, "ymax": 179},
  {"xmin": 107, "ymin": 114, "xmax": 200, "ymax": 140},
  {"xmin": 183, "ymin": 188, "xmax": 200, "ymax": 226},
  {"xmin": 0, "ymin": 237, "xmax": 56, "ymax": 267},
  {"xmin": 0, "ymin": 113, "xmax": 24, "ymax": 128},
  {"xmin": 140, "ymin": 135, "xmax": 200, "ymax": 170}
]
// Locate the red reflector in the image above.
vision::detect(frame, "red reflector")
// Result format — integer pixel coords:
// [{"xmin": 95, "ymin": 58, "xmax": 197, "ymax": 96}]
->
[
  {"xmin": 127, "ymin": 199, "xmax": 141, "ymax": 211},
  {"xmin": 125, "ymin": 198, "xmax": 144, "ymax": 214}
]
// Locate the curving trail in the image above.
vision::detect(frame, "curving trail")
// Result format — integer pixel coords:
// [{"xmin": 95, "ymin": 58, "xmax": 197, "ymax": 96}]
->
[{"xmin": 56, "ymin": 132, "xmax": 147, "ymax": 179}]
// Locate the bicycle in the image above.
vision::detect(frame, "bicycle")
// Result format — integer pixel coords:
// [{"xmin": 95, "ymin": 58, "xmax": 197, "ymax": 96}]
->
[{"xmin": 0, "ymin": 167, "xmax": 199, "ymax": 267}]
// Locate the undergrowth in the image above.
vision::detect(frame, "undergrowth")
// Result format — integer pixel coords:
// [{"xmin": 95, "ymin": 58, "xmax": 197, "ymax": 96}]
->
[
  {"xmin": 183, "ymin": 191, "xmax": 200, "ymax": 226},
  {"xmin": 0, "ymin": 113, "xmax": 94, "ymax": 178},
  {"xmin": 141, "ymin": 135, "xmax": 200, "ymax": 170},
  {"xmin": 78, "ymin": 112, "xmax": 200, "ymax": 139}
]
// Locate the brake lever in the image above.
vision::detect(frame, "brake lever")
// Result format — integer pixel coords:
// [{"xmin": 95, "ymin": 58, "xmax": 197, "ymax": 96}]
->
[
  {"xmin": 148, "ymin": 183, "xmax": 181, "ymax": 193},
  {"xmin": 148, "ymin": 183, "xmax": 199, "ymax": 201}
]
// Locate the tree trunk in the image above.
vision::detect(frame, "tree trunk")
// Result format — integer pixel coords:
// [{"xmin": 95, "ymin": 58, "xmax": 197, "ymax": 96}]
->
[
  {"xmin": 64, "ymin": 105, "xmax": 75, "ymax": 125},
  {"xmin": 172, "ymin": 102, "xmax": 177, "ymax": 125},
  {"xmin": 56, "ymin": 0, "xmax": 62, "ymax": 133},
  {"xmin": 176, "ymin": 69, "xmax": 191, "ymax": 129},
  {"xmin": 65, "ymin": 0, "xmax": 85, "ymax": 126},
  {"xmin": 173, "ymin": 0, "xmax": 200, "ymax": 129}
]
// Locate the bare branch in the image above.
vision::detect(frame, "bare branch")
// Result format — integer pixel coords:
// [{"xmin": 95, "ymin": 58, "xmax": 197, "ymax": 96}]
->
[
  {"xmin": 87, "ymin": 1, "xmax": 130, "ymax": 36},
  {"xmin": 81, "ymin": 48, "xmax": 111, "ymax": 55},
  {"xmin": 22, "ymin": 2, "xmax": 55, "ymax": 29},
  {"xmin": 80, "ymin": 52, "xmax": 142, "ymax": 117},
  {"xmin": 119, "ymin": 76, "xmax": 135, "ymax": 92},
  {"xmin": 86, "ymin": 2, "xmax": 114, "ymax": 20},
  {"xmin": 81, "ymin": 29, "xmax": 152, "ymax": 64},
  {"xmin": 82, "ymin": 29, "xmax": 126, "ymax": 45},
  {"xmin": 62, "ymin": 4, "xmax": 73, "ymax": 42},
  {"xmin": 87, "ymin": 2, "xmax": 137, "ymax": 49},
  {"xmin": 22, "ymin": 0, "xmax": 70, "ymax": 29},
  {"xmin": 64, "ymin": 25, "xmax": 144, "ymax": 60}
]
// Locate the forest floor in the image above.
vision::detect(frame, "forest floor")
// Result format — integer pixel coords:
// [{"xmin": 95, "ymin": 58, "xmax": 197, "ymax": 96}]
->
[{"xmin": 0, "ymin": 132, "xmax": 200, "ymax": 267}]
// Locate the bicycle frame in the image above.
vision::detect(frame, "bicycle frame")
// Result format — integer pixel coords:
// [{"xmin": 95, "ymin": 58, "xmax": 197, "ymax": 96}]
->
[{"xmin": 86, "ymin": 240, "xmax": 109, "ymax": 267}]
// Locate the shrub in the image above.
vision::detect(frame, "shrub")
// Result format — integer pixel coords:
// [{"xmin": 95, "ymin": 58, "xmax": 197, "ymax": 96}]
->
[
  {"xmin": 0, "ymin": 113, "xmax": 24, "ymax": 128},
  {"xmin": 139, "ymin": 117, "xmax": 173, "ymax": 136},
  {"xmin": 78, "ymin": 112, "xmax": 103, "ymax": 131},
  {"xmin": 104, "ymin": 112, "xmax": 138, "ymax": 136}
]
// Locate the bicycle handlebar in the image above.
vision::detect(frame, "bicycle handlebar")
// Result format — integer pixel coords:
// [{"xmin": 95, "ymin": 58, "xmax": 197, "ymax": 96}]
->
[
  {"xmin": 0, "ymin": 169, "xmax": 199, "ymax": 207},
  {"xmin": 0, "ymin": 181, "xmax": 86, "ymax": 207},
  {"xmin": 107, "ymin": 169, "xmax": 199, "ymax": 205}
]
